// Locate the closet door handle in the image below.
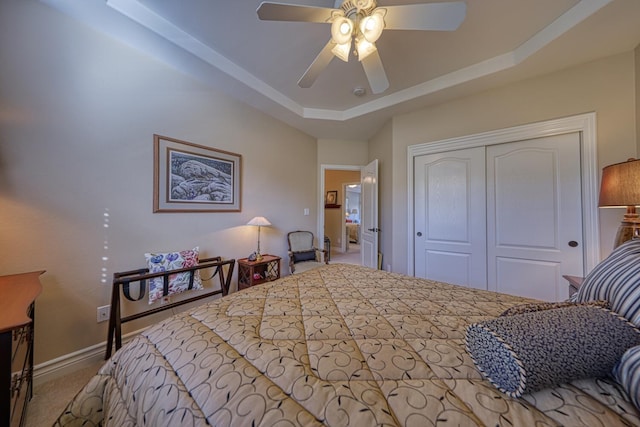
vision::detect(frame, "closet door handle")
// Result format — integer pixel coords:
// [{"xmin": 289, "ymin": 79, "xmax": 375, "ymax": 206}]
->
[
  {"xmin": 416, "ymin": 232, "xmax": 422, "ymax": 237},
  {"xmin": 568, "ymin": 241, "xmax": 578, "ymax": 247}
]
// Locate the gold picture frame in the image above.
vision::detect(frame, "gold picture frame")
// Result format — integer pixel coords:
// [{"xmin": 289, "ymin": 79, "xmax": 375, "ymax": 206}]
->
[
  {"xmin": 153, "ymin": 134, "xmax": 241, "ymax": 212},
  {"xmin": 326, "ymin": 190, "xmax": 338, "ymax": 205}
]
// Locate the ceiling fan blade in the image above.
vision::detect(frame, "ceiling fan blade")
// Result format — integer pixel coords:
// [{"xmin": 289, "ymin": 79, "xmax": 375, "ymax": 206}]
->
[
  {"xmin": 298, "ymin": 40, "xmax": 336, "ymax": 88},
  {"xmin": 382, "ymin": 1, "xmax": 466, "ymax": 31},
  {"xmin": 257, "ymin": 2, "xmax": 336, "ymax": 23},
  {"xmin": 361, "ymin": 50, "xmax": 389, "ymax": 94}
]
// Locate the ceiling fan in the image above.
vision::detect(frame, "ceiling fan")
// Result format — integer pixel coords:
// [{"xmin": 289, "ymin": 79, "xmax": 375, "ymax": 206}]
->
[{"xmin": 256, "ymin": 0, "xmax": 467, "ymax": 94}]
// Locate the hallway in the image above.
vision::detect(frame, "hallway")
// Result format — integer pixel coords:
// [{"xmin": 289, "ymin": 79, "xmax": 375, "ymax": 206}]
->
[{"xmin": 330, "ymin": 243, "xmax": 361, "ymax": 265}]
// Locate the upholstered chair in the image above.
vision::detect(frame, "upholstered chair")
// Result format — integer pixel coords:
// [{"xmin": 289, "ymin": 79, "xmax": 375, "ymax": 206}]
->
[{"xmin": 287, "ymin": 230, "xmax": 329, "ymax": 274}]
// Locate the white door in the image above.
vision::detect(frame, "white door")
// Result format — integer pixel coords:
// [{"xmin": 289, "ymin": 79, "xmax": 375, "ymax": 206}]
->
[
  {"xmin": 487, "ymin": 134, "xmax": 583, "ymax": 301},
  {"xmin": 413, "ymin": 133, "xmax": 584, "ymax": 301},
  {"xmin": 361, "ymin": 159, "xmax": 379, "ymax": 268},
  {"xmin": 414, "ymin": 148, "xmax": 487, "ymax": 289}
]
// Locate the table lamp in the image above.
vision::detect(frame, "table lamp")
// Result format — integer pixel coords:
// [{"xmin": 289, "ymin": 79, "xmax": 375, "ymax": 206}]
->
[
  {"xmin": 599, "ymin": 158, "xmax": 640, "ymax": 248},
  {"xmin": 247, "ymin": 216, "xmax": 271, "ymax": 261}
]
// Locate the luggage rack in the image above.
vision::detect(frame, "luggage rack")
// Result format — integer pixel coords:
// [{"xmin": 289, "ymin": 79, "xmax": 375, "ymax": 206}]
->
[{"xmin": 105, "ymin": 256, "xmax": 235, "ymax": 359}]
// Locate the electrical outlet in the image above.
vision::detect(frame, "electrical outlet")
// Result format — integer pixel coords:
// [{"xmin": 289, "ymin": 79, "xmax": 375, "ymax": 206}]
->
[{"xmin": 97, "ymin": 305, "xmax": 110, "ymax": 323}]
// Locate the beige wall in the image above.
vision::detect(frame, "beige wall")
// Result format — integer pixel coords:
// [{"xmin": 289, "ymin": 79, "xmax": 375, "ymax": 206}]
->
[
  {"xmin": 0, "ymin": 1, "xmax": 317, "ymax": 363},
  {"xmin": 382, "ymin": 51, "xmax": 638, "ymax": 274},
  {"xmin": 318, "ymin": 139, "xmax": 368, "ymax": 166}
]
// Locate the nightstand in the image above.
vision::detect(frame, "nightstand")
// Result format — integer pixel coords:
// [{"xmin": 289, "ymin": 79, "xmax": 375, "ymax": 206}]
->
[
  {"xmin": 1, "ymin": 270, "xmax": 44, "ymax": 427},
  {"xmin": 238, "ymin": 255, "xmax": 281, "ymax": 290},
  {"xmin": 563, "ymin": 274, "xmax": 584, "ymax": 295}
]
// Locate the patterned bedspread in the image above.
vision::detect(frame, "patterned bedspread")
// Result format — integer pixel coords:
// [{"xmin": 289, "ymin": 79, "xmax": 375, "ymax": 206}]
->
[{"xmin": 55, "ymin": 264, "xmax": 640, "ymax": 426}]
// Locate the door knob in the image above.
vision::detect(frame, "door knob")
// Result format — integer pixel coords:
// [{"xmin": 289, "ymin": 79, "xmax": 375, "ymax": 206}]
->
[
  {"xmin": 417, "ymin": 232, "xmax": 422, "ymax": 237},
  {"xmin": 568, "ymin": 241, "xmax": 578, "ymax": 247}
]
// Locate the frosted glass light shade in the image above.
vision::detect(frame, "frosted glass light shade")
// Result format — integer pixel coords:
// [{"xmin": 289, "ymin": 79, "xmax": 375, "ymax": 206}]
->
[
  {"xmin": 331, "ymin": 41, "xmax": 351, "ymax": 62},
  {"xmin": 356, "ymin": 38, "xmax": 377, "ymax": 61},
  {"xmin": 360, "ymin": 11, "xmax": 384, "ymax": 43},
  {"xmin": 331, "ymin": 17, "xmax": 353, "ymax": 45}
]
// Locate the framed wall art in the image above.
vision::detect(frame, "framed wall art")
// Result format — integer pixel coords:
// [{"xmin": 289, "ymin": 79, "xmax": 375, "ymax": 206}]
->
[
  {"xmin": 325, "ymin": 190, "xmax": 338, "ymax": 207},
  {"xmin": 153, "ymin": 134, "xmax": 242, "ymax": 212}
]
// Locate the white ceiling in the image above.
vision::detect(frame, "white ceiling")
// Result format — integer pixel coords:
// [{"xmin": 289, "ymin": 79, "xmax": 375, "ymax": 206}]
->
[{"xmin": 42, "ymin": 0, "xmax": 640, "ymax": 140}]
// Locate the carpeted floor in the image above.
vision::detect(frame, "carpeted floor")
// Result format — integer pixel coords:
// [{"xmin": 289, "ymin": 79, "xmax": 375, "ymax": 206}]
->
[
  {"xmin": 331, "ymin": 243, "xmax": 361, "ymax": 265},
  {"xmin": 26, "ymin": 361, "xmax": 103, "ymax": 427}
]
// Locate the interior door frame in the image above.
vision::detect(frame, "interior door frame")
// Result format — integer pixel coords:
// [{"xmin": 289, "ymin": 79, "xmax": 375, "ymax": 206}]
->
[{"xmin": 406, "ymin": 112, "xmax": 600, "ymax": 276}]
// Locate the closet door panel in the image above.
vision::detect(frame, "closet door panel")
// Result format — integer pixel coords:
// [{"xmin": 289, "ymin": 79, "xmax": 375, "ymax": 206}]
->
[
  {"xmin": 414, "ymin": 147, "xmax": 487, "ymax": 289},
  {"xmin": 487, "ymin": 133, "xmax": 583, "ymax": 301}
]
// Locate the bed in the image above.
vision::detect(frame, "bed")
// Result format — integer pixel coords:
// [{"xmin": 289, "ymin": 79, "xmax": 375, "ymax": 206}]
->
[
  {"xmin": 346, "ymin": 223, "xmax": 360, "ymax": 244},
  {"xmin": 55, "ymin": 261, "xmax": 640, "ymax": 426}
]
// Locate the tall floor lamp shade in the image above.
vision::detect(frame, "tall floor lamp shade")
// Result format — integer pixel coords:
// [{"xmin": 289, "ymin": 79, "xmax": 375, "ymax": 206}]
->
[
  {"xmin": 599, "ymin": 158, "xmax": 640, "ymax": 248},
  {"xmin": 247, "ymin": 216, "xmax": 271, "ymax": 261}
]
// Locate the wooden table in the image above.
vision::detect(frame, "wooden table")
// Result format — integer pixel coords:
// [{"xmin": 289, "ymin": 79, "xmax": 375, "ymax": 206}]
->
[
  {"xmin": 1, "ymin": 270, "xmax": 44, "ymax": 427},
  {"xmin": 238, "ymin": 255, "xmax": 281, "ymax": 290},
  {"xmin": 562, "ymin": 274, "xmax": 584, "ymax": 295}
]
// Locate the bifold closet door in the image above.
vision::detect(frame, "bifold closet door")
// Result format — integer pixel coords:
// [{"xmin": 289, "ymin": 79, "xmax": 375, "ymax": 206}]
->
[
  {"xmin": 486, "ymin": 133, "xmax": 583, "ymax": 301},
  {"xmin": 414, "ymin": 147, "xmax": 487, "ymax": 290},
  {"xmin": 414, "ymin": 132, "xmax": 583, "ymax": 301}
]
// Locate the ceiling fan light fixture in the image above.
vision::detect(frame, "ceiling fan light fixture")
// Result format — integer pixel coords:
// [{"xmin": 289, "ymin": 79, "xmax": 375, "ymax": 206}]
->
[
  {"xmin": 331, "ymin": 41, "xmax": 351, "ymax": 62},
  {"xmin": 360, "ymin": 10, "xmax": 384, "ymax": 43},
  {"xmin": 354, "ymin": 0, "xmax": 376, "ymax": 11},
  {"xmin": 256, "ymin": 0, "xmax": 467, "ymax": 94},
  {"xmin": 356, "ymin": 37, "xmax": 377, "ymax": 61},
  {"xmin": 331, "ymin": 16, "xmax": 353, "ymax": 45}
]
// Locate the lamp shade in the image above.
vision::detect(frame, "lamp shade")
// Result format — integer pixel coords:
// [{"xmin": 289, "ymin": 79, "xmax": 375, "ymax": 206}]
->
[
  {"xmin": 247, "ymin": 216, "xmax": 271, "ymax": 227},
  {"xmin": 599, "ymin": 158, "xmax": 640, "ymax": 207},
  {"xmin": 599, "ymin": 158, "xmax": 640, "ymax": 248}
]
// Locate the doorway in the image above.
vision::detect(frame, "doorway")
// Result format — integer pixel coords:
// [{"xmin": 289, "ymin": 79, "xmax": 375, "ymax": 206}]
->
[
  {"xmin": 320, "ymin": 161, "xmax": 379, "ymax": 269},
  {"xmin": 323, "ymin": 168, "xmax": 362, "ymax": 265}
]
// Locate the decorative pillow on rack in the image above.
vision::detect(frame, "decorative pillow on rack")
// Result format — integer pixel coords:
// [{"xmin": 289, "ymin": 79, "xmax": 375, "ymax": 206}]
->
[
  {"xmin": 574, "ymin": 239, "xmax": 640, "ymax": 326},
  {"xmin": 145, "ymin": 247, "xmax": 202, "ymax": 304},
  {"xmin": 613, "ymin": 344, "xmax": 640, "ymax": 410},
  {"xmin": 465, "ymin": 305, "xmax": 640, "ymax": 398}
]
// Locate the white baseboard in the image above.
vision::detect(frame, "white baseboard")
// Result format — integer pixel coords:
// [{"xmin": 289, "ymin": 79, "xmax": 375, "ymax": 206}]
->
[{"xmin": 33, "ymin": 328, "xmax": 144, "ymax": 387}]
